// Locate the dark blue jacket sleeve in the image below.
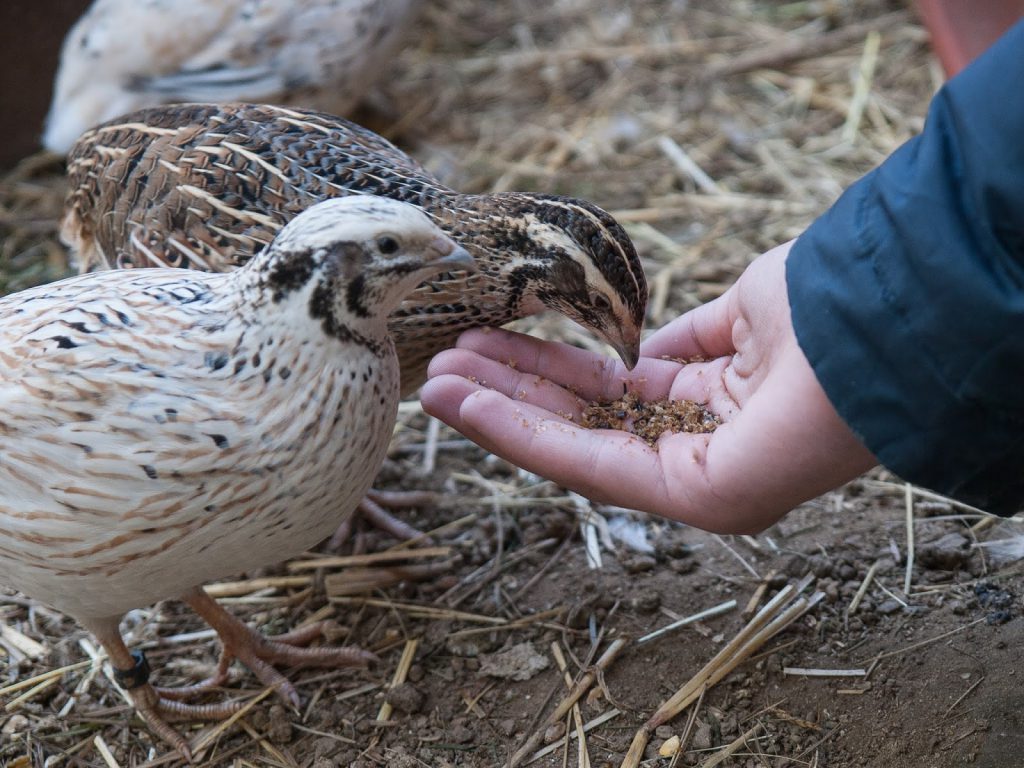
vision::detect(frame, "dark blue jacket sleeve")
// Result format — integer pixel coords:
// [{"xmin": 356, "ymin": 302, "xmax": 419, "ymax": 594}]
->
[{"xmin": 786, "ymin": 20, "xmax": 1024, "ymax": 515}]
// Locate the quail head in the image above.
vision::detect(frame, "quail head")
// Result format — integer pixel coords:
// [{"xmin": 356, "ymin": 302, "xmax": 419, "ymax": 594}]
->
[
  {"xmin": 44, "ymin": 0, "xmax": 421, "ymax": 153},
  {"xmin": 0, "ymin": 195, "xmax": 472, "ymax": 758}
]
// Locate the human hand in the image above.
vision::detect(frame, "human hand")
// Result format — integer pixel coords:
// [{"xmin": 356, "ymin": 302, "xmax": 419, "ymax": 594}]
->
[{"xmin": 421, "ymin": 241, "xmax": 878, "ymax": 533}]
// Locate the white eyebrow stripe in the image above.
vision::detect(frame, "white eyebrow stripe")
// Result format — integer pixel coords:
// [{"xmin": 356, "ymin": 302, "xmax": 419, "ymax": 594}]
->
[{"xmin": 524, "ymin": 198, "xmax": 642, "ymax": 303}]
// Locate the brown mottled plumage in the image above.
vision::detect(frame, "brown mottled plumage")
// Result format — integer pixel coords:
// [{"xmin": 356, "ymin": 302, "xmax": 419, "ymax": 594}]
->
[
  {"xmin": 62, "ymin": 103, "xmax": 648, "ymax": 396},
  {"xmin": 0, "ymin": 196, "xmax": 472, "ymax": 758}
]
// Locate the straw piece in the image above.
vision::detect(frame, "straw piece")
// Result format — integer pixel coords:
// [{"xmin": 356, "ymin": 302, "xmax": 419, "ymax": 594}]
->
[
  {"xmin": 288, "ymin": 547, "xmax": 451, "ymax": 572},
  {"xmin": 376, "ymin": 638, "xmax": 418, "ymax": 723},
  {"xmin": 93, "ymin": 735, "xmax": 122, "ymax": 768},
  {"xmin": 698, "ymin": 723, "xmax": 764, "ymax": 768},
  {"xmin": 841, "ymin": 31, "xmax": 881, "ymax": 142},
  {"xmin": 525, "ymin": 709, "xmax": 622, "ymax": 765},
  {"xmin": 551, "ymin": 642, "xmax": 591, "ymax": 768},
  {"xmin": 783, "ymin": 667, "xmax": 867, "ymax": 677},
  {"xmin": 657, "ymin": 136, "xmax": 722, "ymax": 195},
  {"xmin": 846, "ymin": 560, "xmax": 881, "ymax": 616},
  {"xmin": 329, "ymin": 596, "xmax": 509, "ymax": 625},
  {"xmin": 203, "ymin": 576, "xmax": 312, "ymax": 598},
  {"xmin": 4, "ymin": 674, "xmax": 60, "ymax": 712},
  {"xmin": 637, "ymin": 599, "xmax": 737, "ymax": 645},
  {"xmin": 743, "ymin": 571, "xmax": 776, "ymax": 620},
  {"xmin": 190, "ymin": 687, "xmax": 275, "ymax": 756},
  {"xmin": 867, "ymin": 617, "xmax": 986, "ymax": 663},
  {"xmin": 904, "ymin": 483, "xmax": 916, "ymax": 594},
  {"xmin": 511, "ymin": 638, "xmax": 629, "ymax": 766},
  {"xmin": 0, "ymin": 623, "xmax": 47, "ymax": 659},
  {"xmin": 619, "ymin": 578, "xmax": 817, "ymax": 768},
  {"xmin": 0, "ymin": 658, "xmax": 95, "ymax": 698}
]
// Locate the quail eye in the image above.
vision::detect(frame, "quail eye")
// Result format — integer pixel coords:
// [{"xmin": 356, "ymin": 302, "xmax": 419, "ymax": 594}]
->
[
  {"xmin": 590, "ymin": 292, "xmax": 612, "ymax": 313},
  {"xmin": 376, "ymin": 235, "xmax": 400, "ymax": 255}
]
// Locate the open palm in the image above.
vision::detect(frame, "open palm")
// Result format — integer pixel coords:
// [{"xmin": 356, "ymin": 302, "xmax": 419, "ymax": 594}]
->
[{"xmin": 421, "ymin": 242, "xmax": 877, "ymax": 533}]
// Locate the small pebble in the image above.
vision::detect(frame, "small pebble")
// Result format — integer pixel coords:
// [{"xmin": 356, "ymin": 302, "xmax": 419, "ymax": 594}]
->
[
  {"xmin": 630, "ymin": 592, "xmax": 662, "ymax": 613},
  {"xmin": 877, "ymin": 599, "xmax": 903, "ymax": 615},
  {"xmin": 621, "ymin": 554, "xmax": 657, "ymax": 573},
  {"xmin": 496, "ymin": 718, "xmax": 517, "ymax": 737},
  {"xmin": 385, "ymin": 683, "xmax": 426, "ymax": 714},
  {"xmin": 266, "ymin": 704, "xmax": 293, "ymax": 744},
  {"xmin": 449, "ymin": 721, "xmax": 474, "ymax": 744},
  {"xmin": 691, "ymin": 720, "xmax": 712, "ymax": 750},
  {"xmin": 670, "ymin": 557, "xmax": 697, "ymax": 574},
  {"xmin": 544, "ymin": 721, "xmax": 566, "ymax": 744},
  {"xmin": 313, "ymin": 737, "xmax": 336, "ymax": 759}
]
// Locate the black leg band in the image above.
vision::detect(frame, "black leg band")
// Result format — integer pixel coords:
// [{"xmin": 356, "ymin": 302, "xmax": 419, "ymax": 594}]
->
[{"xmin": 113, "ymin": 649, "xmax": 151, "ymax": 689}]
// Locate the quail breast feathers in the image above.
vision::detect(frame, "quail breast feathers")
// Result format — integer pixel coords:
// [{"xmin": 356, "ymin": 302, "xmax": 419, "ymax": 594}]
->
[
  {"xmin": 44, "ymin": 0, "xmax": 421, "ymax": 153},
  {"xmin": 0, "ymin": 195, "xmax": 471, "ymax": 756},
  {"xmin": 63, "ymin": 103, "xmax": 648, "ymax": 394}
]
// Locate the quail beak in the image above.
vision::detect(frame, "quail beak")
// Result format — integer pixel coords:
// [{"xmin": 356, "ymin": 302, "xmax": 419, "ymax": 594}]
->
[
  {"xmin": 428, "ymin": 237, "xmax": 475, "ymax": 272},
  {"xmin": 605, "ymin": 323, "xmax": 641, "ymax": 370}
]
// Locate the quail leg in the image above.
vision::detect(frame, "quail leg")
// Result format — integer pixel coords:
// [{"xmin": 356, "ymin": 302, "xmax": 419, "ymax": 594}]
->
[
  {"xmin": 84, "ymin": 616, "xmax": 243, "ymax": 761},
  {"xmin": 177, "ymin": 587, "xmax": 377, "ymax": 707},
  {"xmin": 327, "ymin": 488, "xmax": 439, "ymax": 550}
]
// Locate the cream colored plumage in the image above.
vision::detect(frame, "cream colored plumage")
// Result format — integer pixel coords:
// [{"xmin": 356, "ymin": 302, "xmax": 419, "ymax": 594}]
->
[
  {"xmin": 0, "ymin": 196, "xmax": 471, "ymax": 757},
  {"xmin": 44, "ymin": 0, "xmax": 420, "ymax": 153}
]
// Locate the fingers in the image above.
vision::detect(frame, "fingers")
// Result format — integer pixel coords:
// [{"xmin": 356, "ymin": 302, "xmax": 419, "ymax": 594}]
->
[
  {"xmin": 640, "ymin": 289, "xmax": 737, "ymax": 361},
  {"xmin": 421, "ymin": 375, "xmax": 681, "ymax": 512},
  {"xmin": 422, "ymin": 344, "xmax": 877, "ymax": 534},
  {"xmin": 422, "ymin": 374, "xmax": 792, "ymax": 533},
  {"xmin": 659, "ymin": 344, "xmax": 878, "ymax": 531},
  {"xmin": 427, "ymin": 348, "xmax": 590, "ymax": 419},
  {"xmin": 421, "ymin": 240, "xmax": 874, "ymax": 535},
  {"xmin": 420, "ymin": 368, "xmax": 578, "ymax": 430},
  {"xmin": 433, "ymin": 328, "xmax": 684, "ymax": 402},
  {"xmin": 662, "ymin": 357, "xmax": 741, "ymax": 420}
]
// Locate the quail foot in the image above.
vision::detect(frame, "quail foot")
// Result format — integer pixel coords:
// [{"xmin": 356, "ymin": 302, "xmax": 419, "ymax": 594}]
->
[
  {"xmin": 62, "ymin": 102, "xmax": 649, "ymax": 546},
  {"xmin": 0, "ymin": 196, "xmax": 473, "ymax": 758},
  {"xmin": 43, "ymin": 0, "xmax": 421, "ymax": 153}
]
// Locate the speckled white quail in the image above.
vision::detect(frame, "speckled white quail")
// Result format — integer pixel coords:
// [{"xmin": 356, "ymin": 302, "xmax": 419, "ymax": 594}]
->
[
  {"xmin": 0, "ymin": 195, "xmax": 473, "ymax": 758},
  {"xmin": 62, "ymin": 102, "xmax": 648, "ymax": 544},
  {"xmin": 43, "ymin": 0, "xmax": 420, "ymax": 153}
]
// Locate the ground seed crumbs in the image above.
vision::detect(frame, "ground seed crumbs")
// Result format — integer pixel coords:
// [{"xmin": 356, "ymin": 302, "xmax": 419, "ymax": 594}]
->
[{"xmin": 579, "ymin": 392, "xmax": 719, "ymax": 446}]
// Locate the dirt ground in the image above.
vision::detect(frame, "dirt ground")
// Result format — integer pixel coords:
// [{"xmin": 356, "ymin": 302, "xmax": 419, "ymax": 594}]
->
[{"xmin": 1, "ymin": 1, "xmax": 1022, "ymax": 767}]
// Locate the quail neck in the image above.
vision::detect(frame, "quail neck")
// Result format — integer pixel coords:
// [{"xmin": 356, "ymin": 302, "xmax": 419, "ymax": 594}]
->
[{"xmin": 62, "ymin": 103, "xmax": 648, "ymax": 392}]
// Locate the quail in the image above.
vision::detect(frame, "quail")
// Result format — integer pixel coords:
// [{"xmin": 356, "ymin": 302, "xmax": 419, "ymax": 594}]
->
[
  {"xmin": 43, "ymin": 0, "xmax": 421, "ymax": 153},
  {"xmin": 63, "ymin": 102, "xmax": 648, "ymax": 544},
  {"xmin": 0, "ymin": 195, "xmax": 473, "ymax": 758}
]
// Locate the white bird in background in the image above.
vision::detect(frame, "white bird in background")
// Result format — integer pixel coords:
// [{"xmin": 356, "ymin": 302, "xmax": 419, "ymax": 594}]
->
[{"xmin": 43, "ymin": 0, "xmax": 422, "ymax": 154}]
